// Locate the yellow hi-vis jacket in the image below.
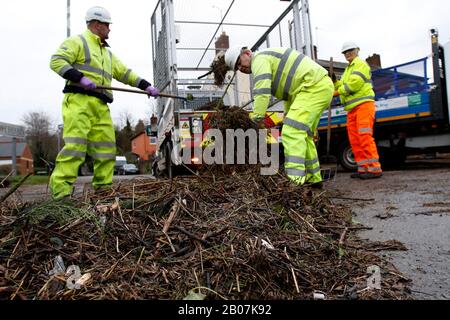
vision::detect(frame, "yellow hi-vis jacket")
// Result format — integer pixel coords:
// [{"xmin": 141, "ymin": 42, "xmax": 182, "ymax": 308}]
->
[
  {"xmin": 251, "ymin": 47, "xmax": 328, "ymax": 119},
  {"xmin": 335, "ymin": 56, "xmax": 375, "ymax": 112},
  {"xmin": 50, "ymin": 29, "xmax": 150, "ymax": 103}
]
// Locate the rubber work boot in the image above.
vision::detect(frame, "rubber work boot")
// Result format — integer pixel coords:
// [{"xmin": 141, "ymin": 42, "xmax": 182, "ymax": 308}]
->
[
  {"xmin": 350, "ymin": 173, "xmax": 362, "ymax": 179},
  {"xmin": 359, "ymin": 172, "xmax": 383, "ymax": 180}
]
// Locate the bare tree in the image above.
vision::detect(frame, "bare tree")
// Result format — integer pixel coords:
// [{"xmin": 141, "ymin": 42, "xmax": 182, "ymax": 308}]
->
[
  {"xmin": 21, "ymin": 111, "xmax": 58, "ymax": 169},
  {"xmin": 134, "ymin": 119, "xmax": 146, "ymax": 134},
  {"xmin": 115, "ymin": 113, "xmax": 135, "ymax": 155}
]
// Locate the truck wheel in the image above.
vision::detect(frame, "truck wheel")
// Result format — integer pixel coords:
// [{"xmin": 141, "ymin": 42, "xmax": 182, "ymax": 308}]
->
[{"xmin": 338, "ymin": 142, "xmax": 357, "ymax": 171}]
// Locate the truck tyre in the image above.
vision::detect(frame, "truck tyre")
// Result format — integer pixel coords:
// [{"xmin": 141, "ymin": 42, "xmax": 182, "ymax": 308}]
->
[{"xmin": 338, "ymin": 142, "xmax": 357, "ymax": 171}]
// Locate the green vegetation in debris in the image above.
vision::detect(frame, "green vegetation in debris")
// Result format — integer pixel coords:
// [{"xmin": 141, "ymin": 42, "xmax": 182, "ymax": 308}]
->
[{"xmin": 24, "ymin": 199, "xmax": 100, "ymax": 226}]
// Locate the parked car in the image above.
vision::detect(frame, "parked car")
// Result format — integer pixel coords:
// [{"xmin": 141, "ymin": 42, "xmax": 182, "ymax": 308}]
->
[
  {"xmin": 119, "ymin": 163, "xmax": 139, "ymax": 175},
  {"xmin": 114, "ymin": 156, "xmax": 127, "ymax": 175}
]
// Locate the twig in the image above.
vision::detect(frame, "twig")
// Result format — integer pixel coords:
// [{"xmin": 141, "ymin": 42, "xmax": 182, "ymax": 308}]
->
[
  {"xmin": 164, "ymin": 232, "xmax": 176, "ymax": 253},
  {"xmin": 291, "ymin": 268, "xmax": 300, "ymax": 294},
  {"xmin": 339, "ymin": 227, "xmax": 349, "ymax": 246},
  {"xmin": 102, "ymin": 249, "xmax": 135, "ymax": 279},
  {"xmin": 173, "ymin": 226, "xmax": 210, "ymax": 246},
  {"xmin": 163, "ymin": 201, "xmax": 179, "ymax": 233},
  {"xmin": 317, "ymin": 225, "xmax": 373, "ymax": 231},
  {"xmin": 116, "ymin": 197, "xmax": 130, "ymax": 231},
  {"xmin": 0, "ymin": 173, "xmax": 32, "ymax": 203},
  {"xmin": 236, "ymin": 274, "xmax": 240, "ymax": 293},
  {"xmin": 330, "ymin": 196, "xmax": 375, "ymax": 202},
  {"xmin": 130, "ymin": 247, "xmax": 145, "ymax": 282},
  {"xmin": 132, "ymin": 183, "xmax": 135, "ymax": 210},
  {"xmin": 116, "ymin": 237, "xmax": 120, "ymax": 253},
  {"xmin": 290, "ymin": 209, "xmax": 318, "ymax": 233},
  {"xmin": 0, "ymin": 170, "xmax": 14, "ymax": 186}
]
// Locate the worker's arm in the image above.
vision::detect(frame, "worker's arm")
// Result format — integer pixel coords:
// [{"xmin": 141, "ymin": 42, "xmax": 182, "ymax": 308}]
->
[
  {"xmin": 50, "ymin": 37, "xmax": 84, "ymax": 83},
  {"xmin": 251, "ymin": 56, "xmax": 272, "ymax": 121},
  {"xmin": 111, "ymin": 52, "xmax": 152, "ymax": 91}
]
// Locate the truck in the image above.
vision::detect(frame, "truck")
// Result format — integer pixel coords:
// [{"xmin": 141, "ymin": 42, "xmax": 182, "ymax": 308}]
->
[{"xmin": 316, "ymin": 29, "xmax": 450, "ymax": 170}]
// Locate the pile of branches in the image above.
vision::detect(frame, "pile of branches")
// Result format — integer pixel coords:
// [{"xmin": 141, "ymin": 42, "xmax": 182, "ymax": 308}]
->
[
  {"xmin": 0, "ymin": 172, "xmax": 411, "ymax": 300},
  {"xmin": 208, "ymin": 107, "xmax": 257, "ymax": 131}
]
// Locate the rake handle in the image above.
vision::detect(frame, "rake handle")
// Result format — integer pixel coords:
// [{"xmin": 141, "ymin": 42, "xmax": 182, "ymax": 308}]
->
[{"xmin": 96, "ymin": 85, "xmax": 187, "ymax": 101}]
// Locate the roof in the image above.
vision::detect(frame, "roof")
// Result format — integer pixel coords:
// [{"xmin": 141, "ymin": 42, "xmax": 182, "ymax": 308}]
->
[
  {"xmin": 0, "ymin": 142, "xmax": 27, "ymax": 157},
  {"xmin": 131, "ymin": 131, "xmax": 146, "ymax": 141}
]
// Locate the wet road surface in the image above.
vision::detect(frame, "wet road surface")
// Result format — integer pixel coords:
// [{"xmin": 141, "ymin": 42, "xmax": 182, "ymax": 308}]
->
[{"xmin": 327, "ymin": 160, "xmax": 450, "ymax": 300}]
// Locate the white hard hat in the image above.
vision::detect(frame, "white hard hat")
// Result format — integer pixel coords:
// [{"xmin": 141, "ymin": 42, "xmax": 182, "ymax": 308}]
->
[
  {"xmin": 85, "ymin": 6, "xmax": 113, "ymax": 24},
  {"xmin": 225, "ymin": 46, "xmax": 244, "ymax": 70},
  {"xmin": 341, "ymin": 42, "xmax": 359, "ymax": 53}
]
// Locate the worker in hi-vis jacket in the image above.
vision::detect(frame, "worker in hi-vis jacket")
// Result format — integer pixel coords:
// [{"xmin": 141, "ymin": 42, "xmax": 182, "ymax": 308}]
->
[
  {"xmin": 49, "ymin": 6, "xmax": 159, "ymax": 200},
  {"xmin": 224, "ymin": 46, "xmax": 334, "ymax": 187},
  {"xmin": 334, "ymin": 42, "xmax": 382, "ymax": 179}
]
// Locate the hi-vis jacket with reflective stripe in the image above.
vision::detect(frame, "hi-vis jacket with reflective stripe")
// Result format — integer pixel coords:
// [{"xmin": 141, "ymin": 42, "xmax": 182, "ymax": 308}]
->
[
  {"xmin": 251, "ymin": 48, "xmax": 328, "ymax": 119},
  {"xmin": 50, "ymin": 29, "xmax": 149, "ymax": 103},
  {"xmin": 335, "ymin": 56, "xmax": 375, "ymax": 112}
]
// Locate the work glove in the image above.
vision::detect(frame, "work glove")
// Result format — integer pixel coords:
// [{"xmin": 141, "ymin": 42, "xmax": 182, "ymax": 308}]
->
[
  {"xmin": 79, "ymin": 76, "xmax": 96, "ymax": 90},
  {"xmin": 145, "ymin": 86, "xmax": 159, "ymax": 97},
  {"xmin": 250, "ymin": 115, "xmax": 266, "ymax": 129}
]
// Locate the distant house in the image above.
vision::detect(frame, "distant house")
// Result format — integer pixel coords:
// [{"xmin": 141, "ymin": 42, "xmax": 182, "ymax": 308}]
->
[
  {"xmin": 131, "ymin": 132, "xmax": 157, "ymax": 161},
  {"xmin": 0, "ymin": 138, "xmax": 34, "ymax": 175}
]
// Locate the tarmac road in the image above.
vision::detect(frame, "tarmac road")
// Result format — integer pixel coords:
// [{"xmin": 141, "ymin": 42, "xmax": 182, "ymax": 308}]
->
[{"xmin": 326, "ymin": 159, "xmax": 450, "ymax": 300}]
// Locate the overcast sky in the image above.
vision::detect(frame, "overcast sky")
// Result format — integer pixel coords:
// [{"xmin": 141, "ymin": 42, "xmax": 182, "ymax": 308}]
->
[{"xmin": 1, "ymin": 0, "xmax": 450, "ymax": 129}]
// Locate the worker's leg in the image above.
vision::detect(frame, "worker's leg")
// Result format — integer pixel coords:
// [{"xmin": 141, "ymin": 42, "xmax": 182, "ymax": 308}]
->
[
  {"xmin": 283, "ymin": 77, "xmax": 334, "ymax": 184},
  {"xmin": 50, "ymin": 94, "xmax": 91, "ymax": 199},
  {"xmin": 356, "ymin": 101, "xmax": 382, "ymax": 174},
  {"xmin": 87, "ymin": 101, "xmax": 116, "ymax": 190},
  {"xmin": 347, "ymin": 107, "xmax": 366, "ymax": 173},
  {"xmin": 281, "ymin": 122, "xmax": 307, "ymax": 185},
  {"xmin": 306, "ymin": 77, "xmax": 334, "ymax": 183}
]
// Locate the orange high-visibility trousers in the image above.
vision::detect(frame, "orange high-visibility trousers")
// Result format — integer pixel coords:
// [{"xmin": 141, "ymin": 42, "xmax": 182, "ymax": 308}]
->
[{"xmin": 347, "ymin": 101, "xmax": 382, "ymax": 174}]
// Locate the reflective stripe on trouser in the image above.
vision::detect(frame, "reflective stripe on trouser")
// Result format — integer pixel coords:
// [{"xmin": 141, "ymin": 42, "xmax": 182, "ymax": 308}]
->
[
  {"xmin": 50, "ymin": 93, "xmax": 116, "ymax": 199},
  {"xmin": 282, "ymin": 76, "xmax": 334, "ymax": 185},
  {"xmin": 347, "ymin": 101, "xmax": 382, "ymax": 174}
]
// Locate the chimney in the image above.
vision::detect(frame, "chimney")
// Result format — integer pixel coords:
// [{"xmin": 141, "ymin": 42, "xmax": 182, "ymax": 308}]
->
[
  {"xmin": 366, "ymin": 54, "xmax": 382, "ymax": 70},
  {"xmin": 215, "ymin": 32, "xmax": 229, "ymax": 55}
]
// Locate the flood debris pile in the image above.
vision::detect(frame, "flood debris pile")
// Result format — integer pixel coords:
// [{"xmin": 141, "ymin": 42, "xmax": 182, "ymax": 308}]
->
[
  {"xmin": 198, "ymin": 107, "xmax": 262, "ymax": 175},
  {"xmin": 0, "ymin": 172, "xmax": 411, "ymax": 300},
  {"xmin": 207, "ymin": 107, "xmax": 257, "ymax": 131}
]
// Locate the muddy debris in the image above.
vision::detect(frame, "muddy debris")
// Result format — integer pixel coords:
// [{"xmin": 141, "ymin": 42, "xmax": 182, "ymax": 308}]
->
[
  {"xmin": 0, "ymin": 169, "xmax": 412, "ymax": 300},
  {"xmin": 210, "ymin": 51, "xmax": 229, "ymax": 87}
]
